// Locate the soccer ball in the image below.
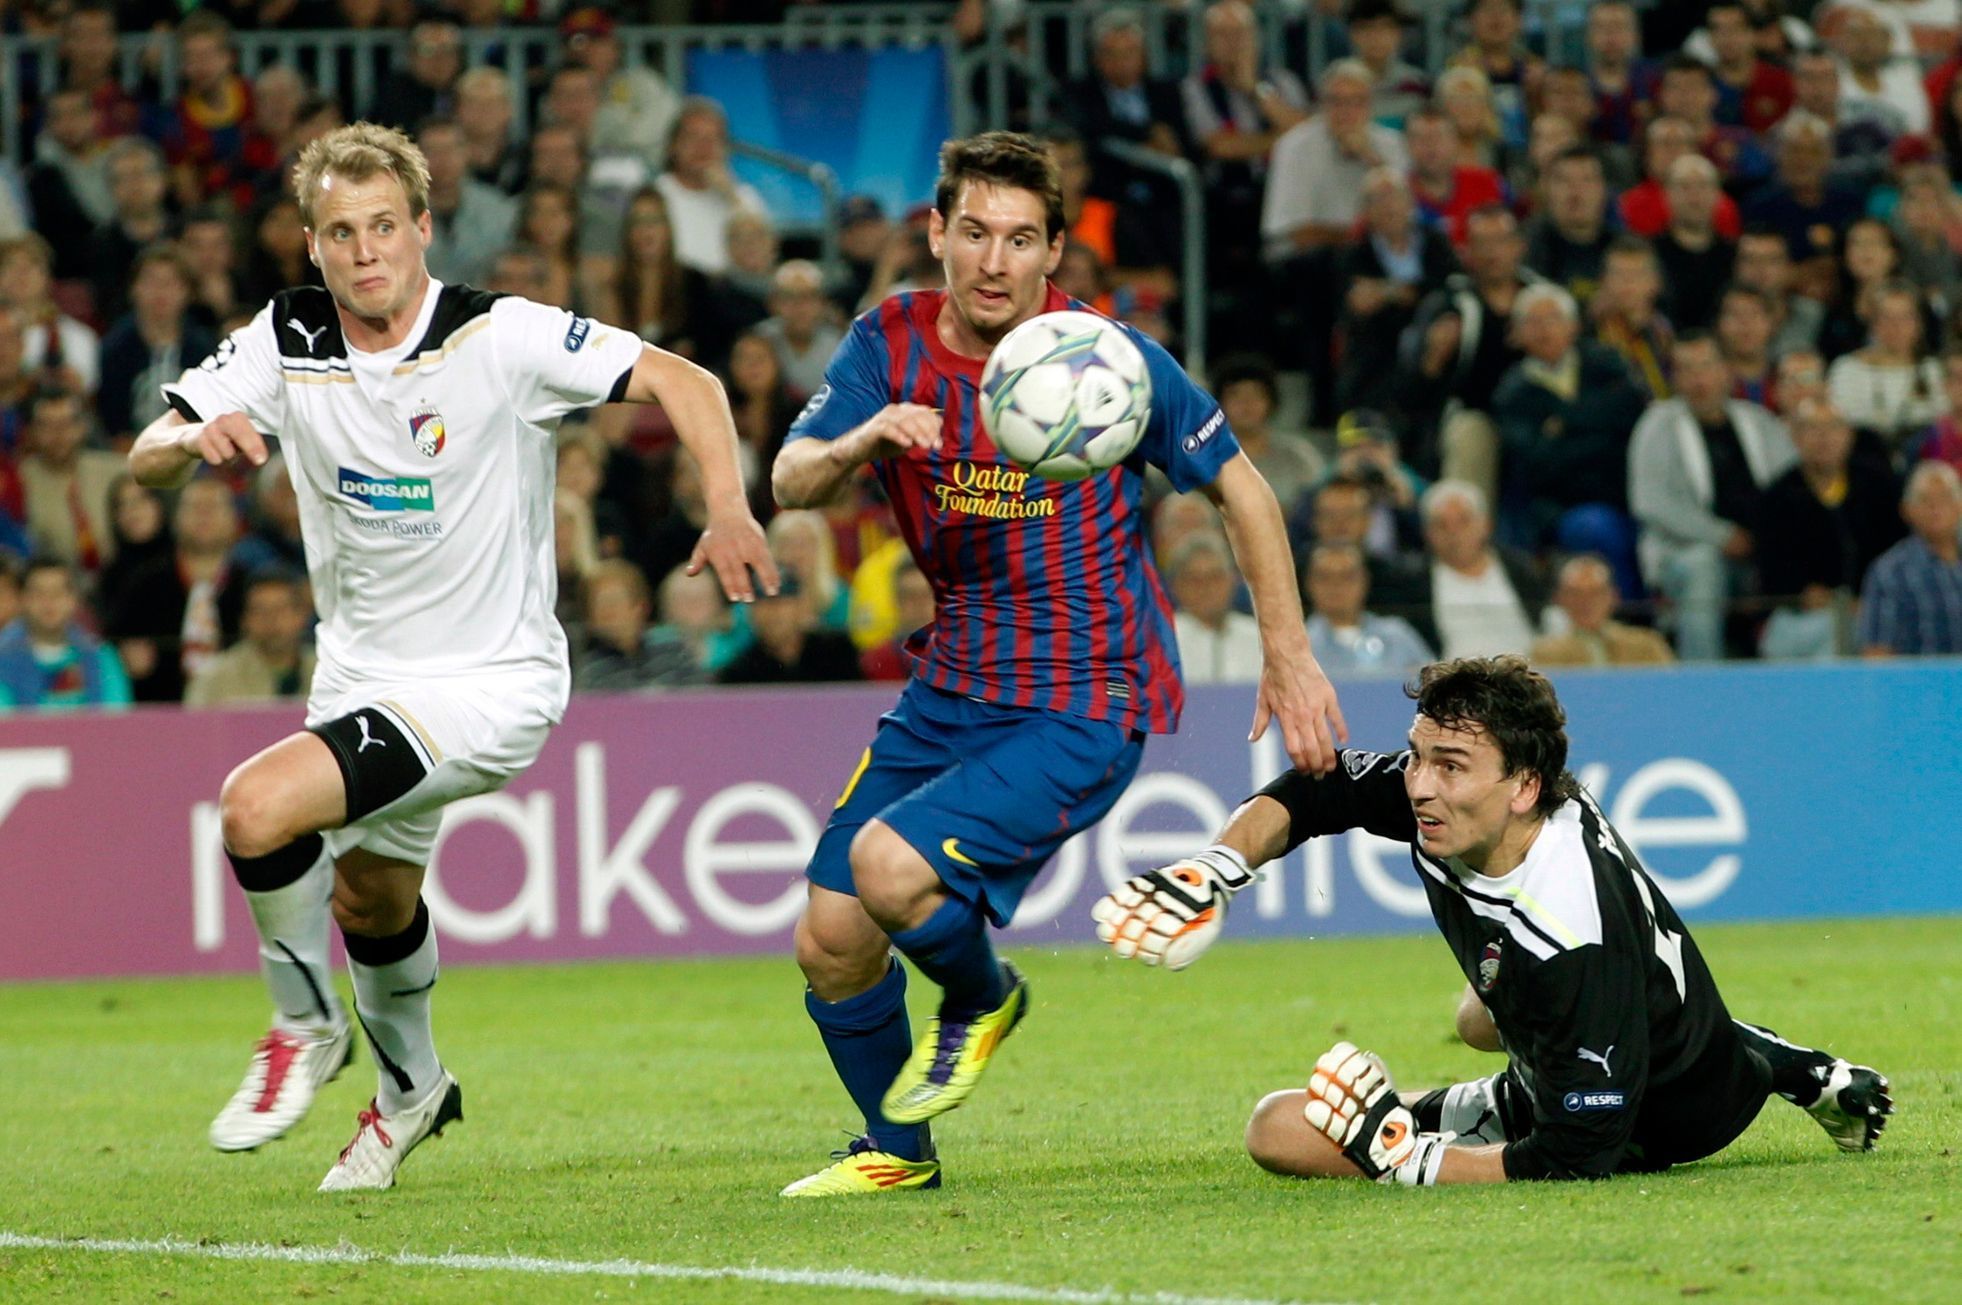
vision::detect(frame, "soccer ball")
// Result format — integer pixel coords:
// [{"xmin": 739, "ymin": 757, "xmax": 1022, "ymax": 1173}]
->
[{"xmin": 980, "ymin": 310, "xmax": 1152, "ymax": 481}]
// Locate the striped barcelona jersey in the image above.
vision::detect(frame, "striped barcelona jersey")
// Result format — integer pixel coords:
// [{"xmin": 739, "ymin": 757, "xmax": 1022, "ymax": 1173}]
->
[{"xmin": 785, "ymin": 287, "xmax": 1241, "ymax": 734}]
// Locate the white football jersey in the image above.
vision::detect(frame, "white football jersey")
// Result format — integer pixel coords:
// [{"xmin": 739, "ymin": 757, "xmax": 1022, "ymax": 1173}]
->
[{"xmin": 163, "ymin": 280, "xmax": 644, "ymax": 717}]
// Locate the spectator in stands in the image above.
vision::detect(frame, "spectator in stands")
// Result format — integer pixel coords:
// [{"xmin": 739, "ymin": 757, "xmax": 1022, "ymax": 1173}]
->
[
  {"xmin": 91, "ymin": 476, "xmax": 168, "ymax": 636},
  {"xmin": 1655, "ymin": 54, "xmax": 1772, "ymax": 190},
  {"xmin": 598, "ymin": 186, "xmax": 715, "ymax": 361},
  {"xmin": 2, "ymin": 239, "xmax": 95, "ymax": 404},
  {"xmin": 1402, "ymin": 204, "xmax": 1534, "ymax": 495},
  {"xmin": 561, "ymin": 6, "xmax": 681, "ymax": 173},
  {"xmin": 555, "ymin": 485, "xmax": 601, "ymax": 639},
  {"xmin": 1858, "ymin": 460, "xmax": 1962, "ymax": 655},
  {"xmin": 756, "ymin": 260, "xmax": 842, "ymax": 399},
  {"xmin": 859, "ymin": 555, "xmax": 934, "ymax": 683},
  {"xmin": 0, "ymin": 307, "xmax": 32, "ymax": 465},
  {"xmin": 1819, "ymin": 217, "xmax": 1919, "ymax": 361},
  {"xmin": 1347, "ymin": 1, "xmax": 1429, "ymax": 128},
  {"xmin": 370, "ymin": 13, "xmax": 462, "ymax": 131},
  {"xmin": 229, "ymin": 454, "xmax": 305, "ymax": 579},
  {"xmin": 1335, "ymin": 167, "xmax": 1455, "ymax": 417},
  {"xmin": 555, "ymin": 426, "xmax": 630, "ymax": 562},
  {"xmin": 1833, "ymin": 3, "xmax": 1927, "ymax": 136},
  {"xmin": 1166, "ymin": 530, "xmax": 1259, "ymax": 683},
  {"xmin": 98, "ymin": 246, "xmax": 215, "ymax": 444},
  {"xmin": 1524, "ymin": 146, "xmax": 1614, "ymax": 307},
  {"xmin": 1492, "ymin": 283, "xmax": 1646, "ymax": 585},
  {"xmin": 1892, "ymin": 170, "xmax": 1962, "ymax": 312},
  {"xmin": 1589, "ymin": 236, "xmax": 1675, "ymax": 401},
  {"xmin": 1717, "ymin": 285, "xmax": 1781, "ymax": 410},
  {"xmin": 1404, "ymin": 102, "xmax": 1505, "ymax": 248},
  {"xmin": 1530, "ymin": 554, "xmax": 1675, "ymax": 667},
  {"xmin": 831, "ymin": 194, "xmax": 891, "ymax": 316},
  {"xmin": 636, "ymin": 447, "xmax": 716, "ymax": 605},
  {"xmin": 239, "ymin": 194, "xmax": 317, "ymax": 305},
  {"xmin": 724, "ymin": 332, "xmax": 795, "ymax": 522},
  {"xmin": 455, "ymin": 66, "xmax": 525, "ymax": 195},
  {"xmin": 656, "ymin": 98, "xmax": 767, "ymax": 276},
  {"xmin": 1511, "ymin": 107, "xmax": 1584, "ymax": 217},
  {"xmin": 545, "ymin": 63, "xmax": 650, "ymax": 217},
  {"xmin": 515, "ymin": 183, "xmax": 586, "ymax": 312},
  {"xmin": 1211, "ymin": 354, "xmax": 1323, "ymax": 515},
  {"xmin": 1584, "ymin": 1, "xmax": 1661, "ymax": 147},
  {"xmin": 1786, "ymin": 49, "xmax": 1892, "ymax": 193},
  {"xmin": 488, "ymin": 244, "xmax": 552, "ymax": 301},
  {"xmin": 650, "ymin": 565, "xmax": 739, "ymax": 675},
  {"xmin": 1182, "ymin": 0, "xmax": 1309, "ymax": 313},
  {"xmin": 1654, "ymin": 154, "xmax": 1736, "ymax": 332},
  {"xmin": 259, "ymin": 93, "xmax": 344, "ymax": 207},
  {"xmin": 243, "ymin": 66, "xmax": 308, "ymax": 184},
  {"xmin": 574, "ymin": 557, "xmax": 705, "ymax": 692},
  {"xmin": 1302, "ymin": 539, "xmax": 1434, "ymax": 678},
  {"xmin": 1618, "ymin": 117, "xmax": 1744, "ymax": 242},
  {"xmin": 1629, "ymin": 332, "xmax": 1797, "ymax": 660},
  {"xmin": 107, "ymin": 476, "xmax": 240, "ymax": 702},
  {"xmin": 1734, "ymin": 224, "xmax": 1826, "ymax": 356},
  {"xmin": 85, "ymin": 139, "xmax": 176, "ymax": 333},
  {"xmin": 16, "ymin": 388, "xmax": 118, "ymax": 575},
  {"xmin": 1448, "ymin": 0, "xmax": 1541, "ymax": 149},
  {"xmin": 1264, "ymin": 59, "xmax": 1406, "ymax": 261},
  {"xmin": 1776, "ymin": 348, "xmax": 1831, "ymax": 418},
  {"xmin": 1827, "ymin": 280, "xmax": 1947, "ymax": 461},
  {"xmin": 1757, "ymin": 397, "xmax": 1904, "ymax": 658},
  {"xmin": 1061, "ymin": 6, "xmax": 1192, "ymax": 210},
  {"xmin": 0, "ymin": 557, "xmax": 131, "ymax": 712},
  {"xmin": 525, "ymin": 121, "xmax": 626, "ymax": 270},
  {"xmin": 161, "ymin": 12, "xmax": 257, "ymax": 211},
  {"xmin": 178, "ymin": 205, "xmax": 247, "ymax": 330},
  {"xmin": 56, "ymin": 2, "xmax": 143, "ymax": 143},
  {"xmin": 0, "ymin": 556, "xmax": 18, "ymax": 628},
  {"xmin": 26, "ymin": 88, "xmax": 114, "ymax": 282},
  {"xmin": 1538, "ymin": 67, "xmax": 1630, "ymax": 184},
  {"xmin": 1911, "ymin": 344, "xmax": 1962, "ymax": 474},
  {"xmin": 1326, "ymin": 411, "xmax": 1426, "ymax": 543},
  {"xmin": 719, "ymin": 208, "xmax": 780, "ymax": 335},
  {"xmin": 1434, "ymin": 65, "xmax": 1513, "ymax": 175},
  {"xmin": 767, "ymin": 508, "xmax": 851, "ymax": 632},
  {"xmin": 184, "ymin": 568, "xmax": 316, "ymax": 707},
  {"xmin": 1746, "ymin": 113, "xmax": 1866, "ymax": 277},
  {"xmin": 1415, "ymin": 479, "xmax": 1547, "ymax": 658},
  {"xmin": 717, "ymin": 573, "xmax": 860, "ymax": 685},
  {"xmin": 1703, "ymin": 1, "xmax": 1795, "ymax": 133},
  {"xmin": 418, "ymin": 116, "xmax": 516, "ymax": 289}
]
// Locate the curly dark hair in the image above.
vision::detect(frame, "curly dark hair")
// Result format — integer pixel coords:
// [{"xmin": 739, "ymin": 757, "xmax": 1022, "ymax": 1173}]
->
[
  {"xmin": 935, "ymin": 131, "xmax": 1065, "ymax": 242},
  {"xmin": 1407, "ymin": 656, "xmax": 1581, "ymax": 817}
]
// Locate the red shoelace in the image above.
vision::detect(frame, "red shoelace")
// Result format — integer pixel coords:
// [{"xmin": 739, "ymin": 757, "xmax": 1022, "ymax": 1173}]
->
[{"xmin": 338, "ymin": 1101, "xmax": 394, "ymax": 1163}]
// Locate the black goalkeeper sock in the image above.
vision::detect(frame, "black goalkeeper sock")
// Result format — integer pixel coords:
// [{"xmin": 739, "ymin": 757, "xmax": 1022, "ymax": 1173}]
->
[{"xmin": 1734, "ymin": 1020, "xmax": 1834, "ymax": 1105}]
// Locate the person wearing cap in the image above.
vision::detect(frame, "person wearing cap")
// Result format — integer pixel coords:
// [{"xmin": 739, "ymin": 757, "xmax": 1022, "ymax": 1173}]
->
[{"xmin": 561, "ymin": 6, "xmax": 682, "ymax": 173}]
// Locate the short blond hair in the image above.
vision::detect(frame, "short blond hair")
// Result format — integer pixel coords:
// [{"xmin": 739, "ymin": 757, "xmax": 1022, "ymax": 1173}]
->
[{"xmin": 293, "ymin": 121, "xmax": 431, "ymax": 229}]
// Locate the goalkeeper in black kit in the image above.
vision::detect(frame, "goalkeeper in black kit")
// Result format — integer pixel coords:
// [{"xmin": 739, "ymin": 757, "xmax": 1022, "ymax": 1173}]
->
[{"xmin": 1093, "ymin": 657, "xmax": 1892, "ymax": 1185}]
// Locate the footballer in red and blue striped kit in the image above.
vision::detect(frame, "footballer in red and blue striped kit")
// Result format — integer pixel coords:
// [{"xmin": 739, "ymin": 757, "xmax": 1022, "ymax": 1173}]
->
[{"xmin": 771, "ymin": 131, "xmax": 1346, "ymax": 1198}]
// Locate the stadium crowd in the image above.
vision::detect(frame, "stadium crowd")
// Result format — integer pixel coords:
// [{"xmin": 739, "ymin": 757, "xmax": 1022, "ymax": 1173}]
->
[{"xmin": 3, "ymin": 0, "xmax": 1962, "ymax": 714}]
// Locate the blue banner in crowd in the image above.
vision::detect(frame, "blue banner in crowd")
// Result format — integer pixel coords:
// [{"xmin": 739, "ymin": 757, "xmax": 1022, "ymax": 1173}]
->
[{"xmin": 686, "ymin": 46, "xmax": 951, "ymax": 227}]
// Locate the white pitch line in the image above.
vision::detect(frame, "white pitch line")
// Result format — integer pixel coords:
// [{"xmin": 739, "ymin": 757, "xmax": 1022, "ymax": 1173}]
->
[{"xmin": 0, "ymin": 1231, "xmax": 1332, "ymax": 1305}]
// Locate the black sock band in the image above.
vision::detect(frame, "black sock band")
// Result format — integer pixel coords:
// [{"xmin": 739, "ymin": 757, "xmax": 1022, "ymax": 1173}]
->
[
  {"xmin": 343, "ymin": 898, "xmax": 431, "ymax": 967},
  {"xmin": 228, "ymin": 832, "xmax": 326, "ymax": 893}
]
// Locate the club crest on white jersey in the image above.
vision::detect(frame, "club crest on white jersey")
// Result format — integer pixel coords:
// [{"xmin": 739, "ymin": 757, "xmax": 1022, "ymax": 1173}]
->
[{"xmin": 409, "ymin": 405, "xmax": 447, "ymax": 458}]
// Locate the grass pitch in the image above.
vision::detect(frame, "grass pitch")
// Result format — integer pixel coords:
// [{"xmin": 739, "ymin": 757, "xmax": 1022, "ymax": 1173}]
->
[{"xmin": 1, "ymin": 916, "xmax": 1956, "ymax": 1304}]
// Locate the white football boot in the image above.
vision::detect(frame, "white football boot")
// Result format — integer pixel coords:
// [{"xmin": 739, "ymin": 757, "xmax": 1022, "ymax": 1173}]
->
[
  {"xmin": 317, "ymin": 1072, "xmax": 463, "ymax": 1192},
  {"xmin": 209, "ymin": 1023, "xmax": 355, "ymax": 1152}
]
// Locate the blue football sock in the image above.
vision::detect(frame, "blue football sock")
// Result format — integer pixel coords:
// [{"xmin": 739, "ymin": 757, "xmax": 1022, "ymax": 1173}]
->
[
  {"xmin": 805, "ymin": 959, "xmax": 930, "ymax": 1161},
  {"xmin": 889, "ymin": 895, "xmax": 1009, "ymax": 1018}
]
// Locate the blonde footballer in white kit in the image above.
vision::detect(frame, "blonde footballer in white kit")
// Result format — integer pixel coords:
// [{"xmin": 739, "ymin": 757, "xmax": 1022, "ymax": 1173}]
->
[{"xmin": 129, "ymin": 122, "xmax": 777, "ymax": 1192}]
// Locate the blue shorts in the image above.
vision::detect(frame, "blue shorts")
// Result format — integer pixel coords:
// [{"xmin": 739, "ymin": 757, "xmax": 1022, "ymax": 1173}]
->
[{"xmin": 808, "ymin": 679, "xmax": 1145, "ymax": 926}]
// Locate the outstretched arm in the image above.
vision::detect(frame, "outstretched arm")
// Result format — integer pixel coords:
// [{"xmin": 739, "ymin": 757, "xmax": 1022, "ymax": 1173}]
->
[
  {"xmin": 620, "ymin": 344, "xmax": 779, "ymax": 603},
  {"xmin": 130, "ymin": 409, "xmax": 269, "ymax": 489}
]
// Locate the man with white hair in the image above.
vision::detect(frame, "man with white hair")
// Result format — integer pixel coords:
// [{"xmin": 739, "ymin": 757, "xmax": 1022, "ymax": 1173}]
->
[
  {"xmin": 1490, "ymin": 283, "xmax": 1646, "ymax": 581},
  {"xmin": 1654, "ymin": 153, "xmax": 1735, "ymax": 332},
  {"xmin": 1858, "ymin": 461, "xmax": 1962, "ymax": 656},
  {"xmin": 1335, "ymin": 165, "xmax": 1455, "ymax": 415},
  {"xmin": 1168, "ymin": 531, "xmax": 1262, "ymax": 683},
  {"xmin": 1415, "ymin": 479, "xmax": 1548, "ymax": 658},
  {"xmin": 1628, "ymin": 332, "xmax": 1796, "ymax": 660}
]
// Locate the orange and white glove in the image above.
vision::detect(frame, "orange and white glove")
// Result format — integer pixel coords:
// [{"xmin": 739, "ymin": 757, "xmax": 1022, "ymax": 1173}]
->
[
  {"xmin": 1091, "ymin": 846, "xmax": 1255, "ymax": 970},
  {"xmin": 1304, "ymin": 1041, "xmax": 1433, "ymax": 1182}
]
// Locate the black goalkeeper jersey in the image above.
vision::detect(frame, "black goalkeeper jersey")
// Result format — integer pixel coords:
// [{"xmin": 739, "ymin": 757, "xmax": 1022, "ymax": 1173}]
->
[{"xmin": 1259, "ymin": 750, "xmax": 1771, "ymax": 1180}]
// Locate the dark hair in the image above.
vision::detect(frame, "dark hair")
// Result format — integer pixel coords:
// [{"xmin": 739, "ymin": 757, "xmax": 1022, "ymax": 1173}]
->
[
  {"xmin": 1662, "ymin": 53, "xmax": 1713, "ymax": 82},
  {"xmin": 1549, "ymin": 143, "xmax": 1603, "ymax": 173},
  {"xmin": 130, "ymin": 241, "xmax": 193, "ymax": 294},
  {"xmin": 244, "ymin": 566, "xmax": 307, "ymax": 599},
  {"xmin": 1720, "ymin": 283, "xmax": 1772, "ymax": 312},
  {"xmin": 21, "ymin": 555, "xmax": 76, "ymax": 589},
  {"xmin": 935, "ymin": 131, "xmax": 1066, "ymax": 242},
  {"xmin": 1605, "ymin": 232, "xmax": 1657, "ymax": 263},
  {"xmin": 1209, "ymin": 353, "xmax": 1279, "ymax": 405},
  {"xmin": 1407, "ymin": 655, "xmax": 1579, "ymax": 816},
  {"xmin": 613, "ymin": 186, "xmax": 688, "ymax": 341}
]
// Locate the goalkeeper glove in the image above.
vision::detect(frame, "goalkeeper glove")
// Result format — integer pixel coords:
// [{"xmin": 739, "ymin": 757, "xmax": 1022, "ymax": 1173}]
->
[
  {"xmin": 1091, "ymin": 846, "xmax": 1255, "ymax": 970},
  {"xmin": 1303, "ymin": 1041, "xmax": 1424, "ymax": 1181}
]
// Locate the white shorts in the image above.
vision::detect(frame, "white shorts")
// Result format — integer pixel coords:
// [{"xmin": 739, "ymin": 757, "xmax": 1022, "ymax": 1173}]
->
[{"xmin": 306, "ymin": 676, "xmax": 556, "ymax": 865}]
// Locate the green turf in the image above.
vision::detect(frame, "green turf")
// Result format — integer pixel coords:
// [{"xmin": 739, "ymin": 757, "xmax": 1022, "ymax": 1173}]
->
[{"xmin": 1, "ymin": 917, "xmax": 1956, "ymax": 1304}]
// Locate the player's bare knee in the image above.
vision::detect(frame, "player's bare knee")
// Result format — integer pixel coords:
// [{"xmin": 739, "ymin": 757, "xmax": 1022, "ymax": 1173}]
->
[
  {"xmin": 848, "ymin": 824, "xmax": 935, "ymax": 930},
  {"xmin": 795, "ymin": 906, "xmax": 887, "ymax": 999},
  {"xmin": 218, "ymin": 766, "xmax": 293, "ymax": 859}
]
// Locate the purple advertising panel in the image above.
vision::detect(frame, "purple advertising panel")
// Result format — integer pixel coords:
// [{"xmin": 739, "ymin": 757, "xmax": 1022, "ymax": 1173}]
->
[{"xmin": 4, "ymin": 664, "xmax": 1959, "ymax": 982}]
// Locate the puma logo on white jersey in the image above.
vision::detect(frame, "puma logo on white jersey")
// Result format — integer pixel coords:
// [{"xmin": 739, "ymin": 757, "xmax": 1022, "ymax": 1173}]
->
[
  {"xmin": 1576, "ymin": 1045, "xmax": 1615, "ymax": 1076},
  {"xmin": 356, "ymin": 715, "xmax": 386, "ymax": 753},
  {"xmin": 289, "ymin": 318, "xmax": 326, "ymax": 354}
]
